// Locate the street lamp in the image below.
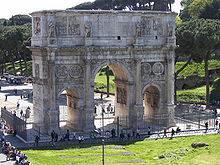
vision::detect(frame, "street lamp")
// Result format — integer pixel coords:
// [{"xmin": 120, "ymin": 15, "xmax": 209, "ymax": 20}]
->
[{"xmin": 101, "ymin": 106, "xmax": 105, "ymax": 165}]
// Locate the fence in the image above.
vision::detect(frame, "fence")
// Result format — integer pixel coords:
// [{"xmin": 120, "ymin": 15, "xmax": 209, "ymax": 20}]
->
[
  {"xmin": 0, "ymin": 104, "xmax": 217, "ymax": 141},
  {"xmin": 1, "ymin": 107, "xmax": 27, "ymax": 140}
]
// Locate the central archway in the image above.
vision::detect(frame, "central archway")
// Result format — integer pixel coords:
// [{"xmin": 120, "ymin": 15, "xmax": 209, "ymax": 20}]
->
[{"xmin": 92, "ymin": 62, "xmax": 133, "ymax": 131}]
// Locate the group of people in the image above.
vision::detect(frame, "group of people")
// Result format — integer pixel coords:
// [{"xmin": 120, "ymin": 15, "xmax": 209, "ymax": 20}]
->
[
  {"xmin": 12, "ymin": 106, "xmax": 31, "ymax": 121},
  {"xmin": 1, "ymin": 141, "xmax": 30, "ymax": 164},
  {"xmin": 0, "ymin": 119, "xmax": 29, "ymax": 164}
]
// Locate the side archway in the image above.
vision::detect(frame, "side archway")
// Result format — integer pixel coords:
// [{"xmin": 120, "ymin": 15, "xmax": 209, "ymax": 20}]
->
[
  {"xmin": 143, "ymin": 85, "xmax": 160, "ymax": 119},
  {"xmin": 57, "ymin": 88, "xmax": 82, "ymax": 131}
]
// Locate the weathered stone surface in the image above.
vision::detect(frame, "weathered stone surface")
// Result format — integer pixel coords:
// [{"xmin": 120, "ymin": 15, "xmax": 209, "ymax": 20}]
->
[
  {"xmin": 191, "ymin": 142, "xmax": 209, "ymax": 148},
  {"xmin": 29, "ymin": 10, "xmax": 176, "ymax": 134}
]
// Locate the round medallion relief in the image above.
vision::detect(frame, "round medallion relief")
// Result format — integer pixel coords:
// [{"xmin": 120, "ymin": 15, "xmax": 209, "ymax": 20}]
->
[
  {"xmin": 152, "ymin": 62, "xmax": 164, "ymax": 75},
  {"xmin": 69, "ymin": 65, "xmax": 83, "ymax": 77},
  {"xmin": 55, "ymin": 66, "xmax": 68, "ymax": 78},
  {"xmin": 141, "ymin": 63, "xmax": 151, "ymax": 76}
]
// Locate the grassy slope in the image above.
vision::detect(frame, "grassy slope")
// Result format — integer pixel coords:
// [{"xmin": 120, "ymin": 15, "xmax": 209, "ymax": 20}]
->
[
  {"xmin": 175, "ymin": 60, "xmax": 220, "ymax": 77},
  {"xmin": 23, "ymin": 134, "xmax": 220, "ymax": 165},
  {"xmin": 5, "ymin": 60, "xmax": 32, "ymax": 76}
]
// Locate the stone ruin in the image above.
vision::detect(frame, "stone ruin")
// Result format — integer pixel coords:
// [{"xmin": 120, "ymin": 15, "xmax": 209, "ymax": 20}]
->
[{"xmin": 29, "ymin": 10, "xmax": 176, "ymax": 134}]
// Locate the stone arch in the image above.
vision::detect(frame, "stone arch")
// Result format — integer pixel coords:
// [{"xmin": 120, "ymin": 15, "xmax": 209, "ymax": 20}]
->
[
  {"xmin": 92, "ymin": 60, "xmax": 133, "ymax": 82},
  {"xmin": 92, "ymin": 61, "xmax": 132, "ymax": 119},
  {"xmin": 57, "ymin": 88, "xmax": 82, "ymax": 131},
  {"xmin": 143, "ymin": 85, "xmax": 161, "ymax": 118}
]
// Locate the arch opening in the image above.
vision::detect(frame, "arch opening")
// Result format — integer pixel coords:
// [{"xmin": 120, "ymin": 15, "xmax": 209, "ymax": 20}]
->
[
  {"xmin": 143, "ymin": 86, "xmax": 160, "ymax": 121},
  {"xmin": 93, "ymin": 63, "xmax": 130, "ymax": 134},
  {"xmin": 58, "ymin": 89, "xmax": 80, "ymax": 131}
]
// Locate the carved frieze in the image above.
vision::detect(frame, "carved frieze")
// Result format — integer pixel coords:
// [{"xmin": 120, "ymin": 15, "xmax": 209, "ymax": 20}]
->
[
  {"xmin": 56, "ymin": 23, "xmax": 67, "ymax": 36},
  {"xmin": 69, "ymin": 24, "xmax": 80, "ymax": 35},
  {"xmin": 68, "ymin": 16, "xmax": 80, "ymax": 35},
  {"xmin": 153, "ymin": 18, "xmax": 163, "ymax": 35},
  {"xmin": 34, "ymin": 17, "xmax": 41, "ymax": 35},
  {"xmin": 55, "ymin": 65, "xmax": 84, "ymax": 81},
  {"xmin": 140, "ymin": 17, "xmax": 151, "ymax": 36}
]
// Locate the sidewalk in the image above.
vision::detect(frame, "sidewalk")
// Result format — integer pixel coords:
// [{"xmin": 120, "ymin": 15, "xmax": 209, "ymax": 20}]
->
[{"xmin": 0, "ymin": 153, "xmax": 15, "ymax": 165}]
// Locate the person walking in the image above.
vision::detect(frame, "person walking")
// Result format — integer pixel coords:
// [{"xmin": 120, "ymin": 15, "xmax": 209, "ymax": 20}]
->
[
  {"xmin": 50, "ymin": 130, "xmax": 55, "ymax": 146},
  {"xmin": 5, "ymin": 95, "xmax": 7, "ymax": 101},
  {"xmin": 162, "ymin": 128, "xmax": 167, "ymax": 138},
  {"xmin": 155, "ymin": 131, "xmax": 161, "ymax": 140},
  {"xmin": 205, "ymin": 122, "xmax": 208, "ymax": 133},
  {"xmin": 20, "ymin": 109, "xmax": 23, "ymax": 118},
  {"xmin": 148, "ymin": 127, "xmax": 151, "ymax": 135},
  {"xmin": 35, "ymin": 135, "xmax": 39, "ymax": 146},
  {"xmin": 136, "ymin": 128, "xmax": 141, "ymax": 139},
  {"xmin": 17, "ymin": 101, "xmax": 20, "ymax": 109},
  {"xmin": 215, "ymin": 120, "xmax": 219, "ymax": 130},
  {"xmin": 170, "ymin": 128, "xmax": 175, "ymax": 139}
]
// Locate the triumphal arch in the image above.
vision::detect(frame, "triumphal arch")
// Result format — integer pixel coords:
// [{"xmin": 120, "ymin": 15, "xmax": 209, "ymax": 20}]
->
[{"xmin": 29, "ymin": 10, "xmax": 176, "ymax": 134}]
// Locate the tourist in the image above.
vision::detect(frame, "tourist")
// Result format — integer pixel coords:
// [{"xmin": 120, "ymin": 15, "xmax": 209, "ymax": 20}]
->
[
  {"xmin": 162, "ymin": 128, "xmax": 167, "ymax": 138},
  {"xmin": 106, "ymin": 104, "xmax": 111, "ymax": 113},
  {"xmin": 13, "ymin": 110, "xmax": 16, "ymax": 116},
  {"xmin": 65, "ymin": 129, "xmax": 70, "ymax": 141},
  {"xmin": 215, "ymin": 120, "xmax": 219, "ymax": 130},
  {"xmin": 111, "ymin": 128, "xmax": 116, "ymax": 138},
  {"xmin": 176, "ymin": 127, "xmax": 181, "ymax": 134},
  {"xmin": 205, "ymin": 122, "xmax": 208, "ymax": 133},
  {"xmin": 78, "ymin": 135, "xmax": 84, "ymax": 143},
  {"xmin": 136, "ymin": 128, "xmax": 141, "ymax": 139},
  {"xmin": 35, "ymin": 135, "xmax": 39, "ymax": 146},
  {"xmin": 170, "ymin": 128, "xmax": 175, "ymax": 139},
  {"xmin": 17, "ymin": 101, "xmax": 20, "ymax": 109},
  {"xmin": 50, "ymin": 130, "xmax": 55, "ymax": 145},
  {"xmin": 155, "ymin": 131, "xmax": 161, "ymax": 140},
  {"xmin": 127, "ymin": 132, "xmax": 131, "ymax": 140},
  {"xmin": 5, "ymin": 95, "xmax": 7, "ymax": 101},
  {"xmin": 55, "ymin": 133, "xmax": 58, "ymax": 142},
  {"xmin": 20, "ymin": 109, "xmax": 23, "ymax": 118},
  {"xmin": 100, "ymin": 93, "xmax": 103, "ymax": 100},
  {"xmin": 148, "ymin": 127, "xmax": 151, "ymax": 135},
  {"xmin": 120, "ymin": 130, "xmax": 125, "ymax": 140}
]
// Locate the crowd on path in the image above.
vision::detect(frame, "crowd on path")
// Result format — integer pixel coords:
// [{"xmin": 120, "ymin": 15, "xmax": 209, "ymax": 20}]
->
[{"xmin": 0, "ymin": 119, "xmax": 30, "ymax": 165}]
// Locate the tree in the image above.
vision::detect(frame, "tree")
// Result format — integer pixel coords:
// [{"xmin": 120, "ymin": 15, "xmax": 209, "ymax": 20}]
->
[
  {"xmin": 99, "ymin": 66, "xmax": 114, "ymax": 97},
  {"xmin": 8, "ymin": 15, "xmax": 31, "ymax": 26},
  {"xmin": 188, "ymin": 0, "xmax": 208, "ymax": 18},
  {"xmin": 70, "ymin": 0, "xmax": 175, "ymax": 11},
  {"xmin": 175, "ymin": 19, "xmax": 220, "ymax": 108},
  {"xmin": 179, "ymin": 0, "xmax": 194, "ymax": 21},
  {"xmin": 196, "ymin": 0, "xmax": 220, "ymax": 20},
  {"xmin": 0, "ymin": 24, "xmax": 31, "ymax": 75}
]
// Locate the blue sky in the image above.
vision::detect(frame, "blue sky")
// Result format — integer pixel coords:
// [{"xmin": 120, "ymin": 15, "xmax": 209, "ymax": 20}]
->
[{"xmin": 0, "ymin": 0, "xmax": 181, "ymax": 19}]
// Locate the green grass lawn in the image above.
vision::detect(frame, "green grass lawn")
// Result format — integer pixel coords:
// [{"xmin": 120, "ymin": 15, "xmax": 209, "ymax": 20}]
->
[
  {"xmin": 175, "ymin": 60, "xmax": 220, "ymax": 77},
  {"xmin": 177, "ymin": 86, "xmax": 208, "ymax": 103},
  {"xmin": 22, "ymin": 134, "xmax": 220, "ymax": 165}
]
